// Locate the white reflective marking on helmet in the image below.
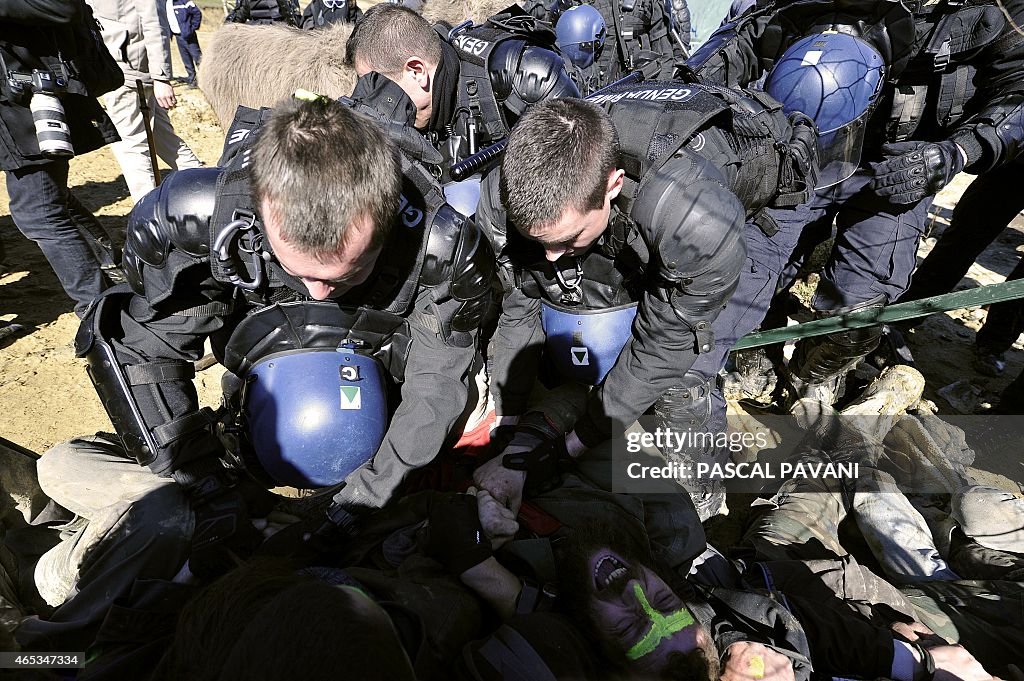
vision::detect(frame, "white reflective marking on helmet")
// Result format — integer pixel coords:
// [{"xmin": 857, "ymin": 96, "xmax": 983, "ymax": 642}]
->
[{"xmin": 801, "ymin": 50, "xmax": 823, "ymax": 66}]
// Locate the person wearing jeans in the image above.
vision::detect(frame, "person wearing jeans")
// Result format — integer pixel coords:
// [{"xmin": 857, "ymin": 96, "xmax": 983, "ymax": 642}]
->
[
  {"xmin": 5, "ymin": 162, "xmax": 117, "ymax": 317},
  {"xmin": 0, "ymin": 1, "xmax": 122, "ymax": 317}
]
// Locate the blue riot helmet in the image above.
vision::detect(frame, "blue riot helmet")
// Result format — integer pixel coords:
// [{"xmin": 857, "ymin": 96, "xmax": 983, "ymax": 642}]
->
[
  {"xmin": 444, "ymin": 176, "xmax": 482, "ymax": 217},
  {"xmin": 765, "ymin": 32, "xmax": 886, "ymax": 189},
  {"xmin": 556, "ymin": 5, "xmax": 607, "ymax": 70},
  {"xmin": 243, "ymin": 346, "xmax": 389, "ymax": 489},
  {"xmin": 386, "ymin": 0, "xmax": 425, "ymax": 12},
  {"xmin": 541, "ymin": 300, "xmax": 637, "ymax": 385}
]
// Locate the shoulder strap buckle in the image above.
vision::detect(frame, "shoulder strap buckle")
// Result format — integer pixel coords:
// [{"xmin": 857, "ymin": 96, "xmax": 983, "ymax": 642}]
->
[
  {"xmin": 448, "ymin": 19, "xmax": 473, "ymax": 42},
  {"xmin": 933, "ymin": 38, "xmax": 951, "ymax": 71},
  {"xmin": 212, "ymin": 211, "xmax": 270, "ymax": 291}
]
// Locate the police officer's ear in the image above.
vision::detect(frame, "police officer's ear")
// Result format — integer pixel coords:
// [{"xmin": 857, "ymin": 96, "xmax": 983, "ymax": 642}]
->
[
  {"xmin": 605, "ymin": 168, "xmax": 626, "ymax": 203},
  {"xmin": 403, "ymin": 56, "xmax": 433, "ymax": 89}
]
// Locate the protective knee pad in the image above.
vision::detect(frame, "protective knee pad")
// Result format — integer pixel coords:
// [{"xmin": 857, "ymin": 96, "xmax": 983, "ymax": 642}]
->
[
  {"xmin": 652, "ymin": 372, "xmax": 730, "ymax": 465},
  {"xmin": 653, "ymin": 372, "xmax": 714, "ymax": 431},
  {"xmin": 790, "ymin": 298, "xmax": 885, "ymax": 385}
]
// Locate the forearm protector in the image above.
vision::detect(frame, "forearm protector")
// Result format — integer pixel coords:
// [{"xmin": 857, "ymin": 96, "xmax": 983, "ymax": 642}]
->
[
  {"xmin": 951, "ymin": 91, "xmax": 1024, "ymax": 173},
  {"xmin": 684, "ymin": 19, "xmax": 762, "ymax": 86},
  {"xmin": 501, "ymin": 412, "xmax": 571, "ymax": 495}
]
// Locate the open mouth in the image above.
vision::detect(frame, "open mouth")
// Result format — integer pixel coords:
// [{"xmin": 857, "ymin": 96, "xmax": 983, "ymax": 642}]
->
[{"xmin": 593, "ymin": 554, "xmax": 629, "ymax": 591}]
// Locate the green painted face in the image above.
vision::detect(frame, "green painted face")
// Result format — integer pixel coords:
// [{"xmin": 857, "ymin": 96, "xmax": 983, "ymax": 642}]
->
[{"xmin": 625, "ymin": 582, "xmax": 697, "ymax": 661}]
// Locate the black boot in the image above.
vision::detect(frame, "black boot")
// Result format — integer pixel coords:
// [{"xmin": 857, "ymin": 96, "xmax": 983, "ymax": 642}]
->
[{"xmin": 787, "ymin": 298, "xmax": 885, "ymax": 407}]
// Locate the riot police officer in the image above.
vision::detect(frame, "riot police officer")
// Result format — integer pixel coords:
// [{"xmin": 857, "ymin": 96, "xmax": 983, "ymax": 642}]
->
[
  {"xmin": 687, "ymin": 0, "xmax": 1024, "ymax": 404},
  {"xmin": 300, "ymin": 0, "xmax": 362, "ymax": 28},
  {"xmin": 555, "ymin": 4, "xmax": 610, "ymax": 95},
  {"xmin": 472, "ymin": 87, "xmax": 818, "ymax": 520},
  {"xmin": 344, "ymin": 3, "xmax": 580, "ymax": 173},
  {"xmin": 50, "ymin": 96, "xmax": 494, "ymax": 600},
  {"xmin": 534, "ymin": 0, "xmax": 689, "ymax": 93}
]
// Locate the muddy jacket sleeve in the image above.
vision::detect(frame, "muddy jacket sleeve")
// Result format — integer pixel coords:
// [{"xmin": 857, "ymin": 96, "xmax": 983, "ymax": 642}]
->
[{"xmin": 785, "ymin": 594, "xmax": 897, "ymax": 678}]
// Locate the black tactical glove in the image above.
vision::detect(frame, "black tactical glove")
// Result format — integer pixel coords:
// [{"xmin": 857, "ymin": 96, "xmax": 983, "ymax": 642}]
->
[
  {"xmin": 778, "ymin": 112, "xmax": 819, "ymax": 200},
  {"xmin": 870, "ymin": 140, "xmax": 965, "ymax": 205},
  {"xmin": 500, "ymin": 412, "xmax": 571, "ymax": 496},
  {"xmin": 489, "ymin": 422, "xmax": 518, "ymax": 455},
  {"xmin": 424, "ymin": 493, "xmax": 492, "ymax": 575},
  {"xmin": 177, "ymin": 469, "xmax": 267, "ymax": 579}
]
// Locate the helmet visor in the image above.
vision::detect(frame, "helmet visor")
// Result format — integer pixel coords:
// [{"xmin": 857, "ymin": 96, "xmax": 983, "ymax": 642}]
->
[
  {"xmin": 565, "ymin": 26, "xmax": 607, "ymax": 69},
  {"xmin": 815, "ymin": 110, "xmax": 869, "ymax": 189}
]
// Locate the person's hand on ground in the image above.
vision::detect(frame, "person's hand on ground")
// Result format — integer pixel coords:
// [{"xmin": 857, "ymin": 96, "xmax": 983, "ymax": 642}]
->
[{"xmin": 721, "ymin": 642, "xmax": 795, "ymax": 681}]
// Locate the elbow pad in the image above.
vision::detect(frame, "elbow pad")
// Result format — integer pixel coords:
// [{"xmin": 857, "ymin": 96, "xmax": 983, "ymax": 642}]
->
[
  {"xmin": 421, "ymin": 205, "xmax": 497, "ymax": 347},
  {"xmin": 123, "ymin": 167, "xmax": 220, "ymax": 305},
  {"xmin": 632, "ymin": 154, "xmax": 746, "ymax": 345},
  {"xmin": 954, "ymin": 92, "xmax": 1024, "ymax": 172},
  {"xmin": 492, "ymin": 40, "xmax": 580, "ymax": 121}
]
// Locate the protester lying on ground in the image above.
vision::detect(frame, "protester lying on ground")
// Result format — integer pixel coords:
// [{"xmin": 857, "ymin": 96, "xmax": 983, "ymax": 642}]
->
[
  {"xmin": 781, "ymin": 365, "xmax": 1024, "ymax": 584},
  {"xmin": 5, "ymin": 403, "xmax": 1022, "ymax": 680},
  {"xmin": 714, "ymin": 394, "xmax": 1024, "ymax": 678}
]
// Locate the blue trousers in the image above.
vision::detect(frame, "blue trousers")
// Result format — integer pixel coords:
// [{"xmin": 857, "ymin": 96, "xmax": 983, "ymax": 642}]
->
[
  {"xmin": 5, "ymin": 161, "xmax": 110, "ymax": 316},
  {"xmin": 684, "ymin": 171, "xmax": 933, "ymax": 434},
  {"xmin": 175, "ymin": 33, "xmax": 202, "ymax": 84},
  {"xmin": 775, "ymin": 170, "xmax": 935, "ymax": 312}
]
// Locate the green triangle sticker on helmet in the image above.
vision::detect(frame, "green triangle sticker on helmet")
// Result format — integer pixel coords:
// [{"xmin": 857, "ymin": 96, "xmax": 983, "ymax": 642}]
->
[{"xmin": 340, "ymin": 385, "xmax": 362, "ymax": 410}]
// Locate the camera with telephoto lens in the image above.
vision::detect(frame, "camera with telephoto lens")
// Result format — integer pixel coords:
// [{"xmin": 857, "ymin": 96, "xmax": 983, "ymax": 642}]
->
[
  {"xmin": 25, "ymin": 68, "xmax": 74, "ymax": 159},
  {"xmin": 2, "ymin": 61, "xmax": 74, "ymax": 159}
]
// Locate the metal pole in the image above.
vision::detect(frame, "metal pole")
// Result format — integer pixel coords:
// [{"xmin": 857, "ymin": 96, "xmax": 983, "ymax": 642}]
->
[
  {"xmin": 135, "ymin": 79, "xmax": 161, "ymax": 186},
  {"xmin": 733, "ymin": 278, "xmax": 1024, "ymax": 350}
]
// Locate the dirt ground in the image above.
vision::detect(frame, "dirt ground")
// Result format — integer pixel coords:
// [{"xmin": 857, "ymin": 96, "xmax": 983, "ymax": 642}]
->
[
  {"xmin": 0, "ymin": 13, "xmax": 228, "ymax": 453},
  {"xmin": 1, "ymin": 15, "xmax": 1022, "ymax": 498}
]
